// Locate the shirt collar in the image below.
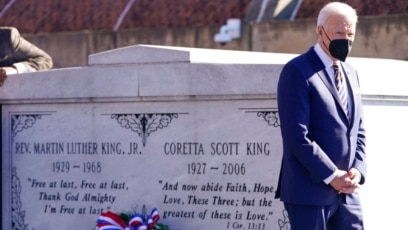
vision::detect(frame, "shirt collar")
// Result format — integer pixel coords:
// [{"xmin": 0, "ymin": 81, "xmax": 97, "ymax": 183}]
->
[{"xmin": 314, "ymin": 43, "xmax": 335, "ymax": 69}]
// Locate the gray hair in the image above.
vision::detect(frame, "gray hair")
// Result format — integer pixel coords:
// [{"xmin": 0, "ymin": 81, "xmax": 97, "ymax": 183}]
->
[{"xmin": 317, "ymin": 2, "xmax": 358, "ymax": 27}]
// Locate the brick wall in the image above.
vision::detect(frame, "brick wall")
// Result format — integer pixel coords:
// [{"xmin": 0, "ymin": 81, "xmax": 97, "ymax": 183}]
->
[{"xmin": 25, "ymin": 15, "xmax": 408, "ymax": 69}]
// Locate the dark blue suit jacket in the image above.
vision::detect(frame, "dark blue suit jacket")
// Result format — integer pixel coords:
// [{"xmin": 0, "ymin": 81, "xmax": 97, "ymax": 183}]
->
[{"xmin": 276, "ymin": 47, "xmax": 367, "ymax": 205}]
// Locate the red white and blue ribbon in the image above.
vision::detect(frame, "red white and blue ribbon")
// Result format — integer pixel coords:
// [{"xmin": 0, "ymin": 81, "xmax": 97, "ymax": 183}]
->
[
  {"xmin": 147, "ymin": 208, "xmax": 160, "ymax": 230},
  {"xmin": 96, "ymin": 211, "xmax": 128, "ymax": 230},
  {"xmin": 96, "ymin": 208, "xmax": 160, "ymax": 230}
]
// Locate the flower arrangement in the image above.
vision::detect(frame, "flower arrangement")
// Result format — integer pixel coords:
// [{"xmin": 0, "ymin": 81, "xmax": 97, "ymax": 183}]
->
[{"xmin": 96, "ymin": 207, "xmax": 169, "ymax": 230}]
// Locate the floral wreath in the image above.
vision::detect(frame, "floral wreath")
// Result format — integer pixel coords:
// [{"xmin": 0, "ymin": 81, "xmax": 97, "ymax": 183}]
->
[{"xmin": 96, "ymin": 207, "xmax": 169, "ymax": 230}]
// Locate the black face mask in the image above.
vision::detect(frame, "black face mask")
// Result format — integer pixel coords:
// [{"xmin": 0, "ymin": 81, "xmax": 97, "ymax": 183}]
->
[{"xmin": 322, "ymin": 27, "xmax": 352, "ymax": 62}]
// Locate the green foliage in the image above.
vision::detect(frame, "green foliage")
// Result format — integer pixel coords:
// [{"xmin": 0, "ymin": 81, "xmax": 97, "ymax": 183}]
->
[{"xmin": 154, "ymin": 223, "xmax": 170, "ymax": 230}]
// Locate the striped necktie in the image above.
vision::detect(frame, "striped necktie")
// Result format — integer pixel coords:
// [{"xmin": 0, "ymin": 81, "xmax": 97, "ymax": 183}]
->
[{"xmin": 333, "ymin": 63, "xmax": 349, "ymax": 118}]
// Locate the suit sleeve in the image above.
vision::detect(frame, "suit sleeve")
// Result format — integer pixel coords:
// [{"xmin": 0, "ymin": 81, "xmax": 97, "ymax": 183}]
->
[
  {"xmin": 351, "ymin": 70, "xmax": 367, "ymax": 185},
  {"xmin": 354, "ymin": 118, "xmax": 367, "ymax": 184},
  {"xmin": 10, "ymin": 27, "xmax": 53, "ymax": 72}
]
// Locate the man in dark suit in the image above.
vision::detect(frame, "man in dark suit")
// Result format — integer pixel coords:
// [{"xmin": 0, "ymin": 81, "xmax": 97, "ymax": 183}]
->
[
  {"xmin": 0, "ymin": 27, "xmax": 53, "ymax": 86},
  {"xmin": 275, "ymin": 2, "xmax": 367, "ymax": 229}
]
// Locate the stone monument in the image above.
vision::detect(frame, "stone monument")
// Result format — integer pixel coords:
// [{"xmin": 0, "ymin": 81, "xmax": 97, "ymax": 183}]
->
[
  {"xmin": 1, "ymin": 45, "xmax": 408, "ymax": 229},
  {"xmin": 1, "ymin": 45, "xmax": 293, "ymax": 230}
]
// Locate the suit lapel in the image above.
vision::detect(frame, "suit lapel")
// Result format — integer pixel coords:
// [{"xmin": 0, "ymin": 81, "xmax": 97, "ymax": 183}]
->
[
  {"xmin": 306, "ymin": 48, "xmax": 352, "ymax": 124},
  {"xmin": 306, "ymin": 47, "xmax": 355, "ymax": 123},
  {"xmin": 317, "ymin": 69, "xmax": 351, "ymax": 123},
  {"xmin": 307, "ymin": 48, "xmax": 340, "ymax": 98},
  {"xmin": 317, "ymin": 69, "xmax": 340, "ymax": 102},
  {"xmin": 342, "ymin": 64, "xmax": 356, "ymax": 125}
]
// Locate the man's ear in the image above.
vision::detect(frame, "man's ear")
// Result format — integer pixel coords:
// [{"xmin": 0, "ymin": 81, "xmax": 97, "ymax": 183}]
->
[
  {"xmin": 316, "ymin": 26, "xmax": 322, "ymax": 37},
  {"xmin": 317, "ymin": 26, "xmax": 323, "ymax": 36}
]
